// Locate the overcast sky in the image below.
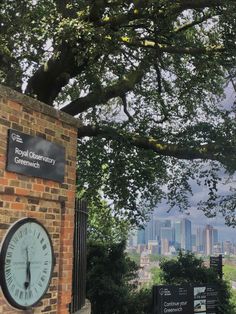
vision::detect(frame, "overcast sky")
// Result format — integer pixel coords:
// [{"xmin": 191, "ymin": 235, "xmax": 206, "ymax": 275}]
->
[{"xmin": 154, "ymin": 204, "xmax": 235, "ymax": 242}]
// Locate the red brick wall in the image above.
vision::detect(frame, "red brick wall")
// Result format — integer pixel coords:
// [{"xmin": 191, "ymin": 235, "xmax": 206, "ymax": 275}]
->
[{"xmin": 0, "ymin": 85, "xmax": 79, "ymax": 314}]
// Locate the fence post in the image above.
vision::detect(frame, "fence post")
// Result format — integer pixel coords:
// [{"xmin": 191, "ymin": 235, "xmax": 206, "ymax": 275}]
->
[{"xmin": 70, "ymin": 199, "xmax": 88, "ymax": 313}]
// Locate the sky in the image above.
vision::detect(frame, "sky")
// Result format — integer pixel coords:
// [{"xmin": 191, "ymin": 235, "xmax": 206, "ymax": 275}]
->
[{"xmin": 153, "ymin": 205, "xmax": 235, "ymax": 243}]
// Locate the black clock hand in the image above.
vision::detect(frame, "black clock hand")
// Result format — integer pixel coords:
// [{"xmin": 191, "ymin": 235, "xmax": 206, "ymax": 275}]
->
[{"xmin": 24, "ymin": 248, "xmax": 31, "ymax": 289}]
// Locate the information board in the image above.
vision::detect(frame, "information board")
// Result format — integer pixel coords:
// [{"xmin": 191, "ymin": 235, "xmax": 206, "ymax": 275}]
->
[
  {"xmin": 6, "ymin": 129, "xmax": 65, "ymax": 182},
  {"xmin": 153, "ymin": 284, "xmax": 219, "ymax": 314},
  {"xmin": 210, "ymin": 255, "xmax": 223, "ymax": 279},
  {"xmin": 153, "ymin": 285, "xmax": 193, "ymax": 314}
]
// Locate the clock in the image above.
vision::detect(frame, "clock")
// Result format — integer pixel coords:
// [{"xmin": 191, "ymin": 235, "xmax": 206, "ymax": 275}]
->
[{"xmin": 0, "ymin": 218, "xmax": 55, "ymax": 310}]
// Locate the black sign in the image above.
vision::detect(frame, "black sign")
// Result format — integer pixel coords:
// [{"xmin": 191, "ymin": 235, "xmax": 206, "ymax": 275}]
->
[
  {"xmin": 153, "ymin": 284, "xmax": 219, "ymax": 314},
  {"xmin": 6, "ymin": 129, "xmax": 65, "ymax": 182},
  {"xmin": 210, "ymin": 255, "xmax": 223, "ymax": 279},
  {"xmin": 153, "ymin": 285, "xmax": 193, "ymax": 314}
]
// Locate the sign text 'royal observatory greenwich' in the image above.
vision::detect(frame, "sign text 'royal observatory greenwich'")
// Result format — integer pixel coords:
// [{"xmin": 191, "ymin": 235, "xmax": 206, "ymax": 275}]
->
[{"xmin": 6, "ymin": 129, "xmax": 65, "ymax": 182}]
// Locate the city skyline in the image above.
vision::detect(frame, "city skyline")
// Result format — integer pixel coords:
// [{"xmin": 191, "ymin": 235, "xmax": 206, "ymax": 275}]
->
[
  {"xmin": 130, "ymin": 215, "xmax": 236, "ymax": 256},
  {"xmin": 153, "ymin": 208, "xmax": 236, "ymax": 242},
  {"xmin": 151, "ymin": 201, "xmax": 236, "ymax": 242}
]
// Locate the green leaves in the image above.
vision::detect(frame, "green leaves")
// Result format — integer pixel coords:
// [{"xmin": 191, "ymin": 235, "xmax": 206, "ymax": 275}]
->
[
  {"xmin": 86, "ymin": 240, "xmax": 139, "ymax": 314},
  {"xmin": 1, "ymin": 0, "xmax": 236, "ymax": 227}
]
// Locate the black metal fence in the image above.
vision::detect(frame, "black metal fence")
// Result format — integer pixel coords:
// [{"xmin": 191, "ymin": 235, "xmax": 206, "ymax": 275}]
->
[{"xmin": 70, "ymin": 199, "xmax": 88, "ymax": 313}]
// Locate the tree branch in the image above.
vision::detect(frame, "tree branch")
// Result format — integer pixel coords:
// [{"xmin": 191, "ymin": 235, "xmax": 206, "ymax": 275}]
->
[
  {"xmin": 61, "ymin": 58, "xmax": 150, "ymax": 115},
  {"xmin": 23, "ymin": 0, "xmax": 232, "ymax": 106},
  {"xmin": 121, "ymin": 94, "xmax": 133, "ymax": 121},
  {"xmin": 25, "ymin": 44, "xmax": 91, "ymax": 105},
  {"xmin": 174, "ymin": 13, "xmax": 215, "ymax": 33},
  {"xmin": 77, "ymin": 125, "xmax": 236, "ymax": 169},
  {"xmin": 98, "ymin": 0, "xmax": 227, "ymax": 29},
  {"xmin": 118, "ymin": 36, "xmax": 225, "ymax": 55}
]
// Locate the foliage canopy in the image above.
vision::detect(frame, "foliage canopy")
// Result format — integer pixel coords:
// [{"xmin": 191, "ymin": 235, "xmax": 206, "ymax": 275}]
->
[
  {"xmin": 1, "ymin": 0, "xmax": 236, "ymax": 226},
  {"xmin": 86, "ymin": 240, "xmax": 152, "ymax": 314}
]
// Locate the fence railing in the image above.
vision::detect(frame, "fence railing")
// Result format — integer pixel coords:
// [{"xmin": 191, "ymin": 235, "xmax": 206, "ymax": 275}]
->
[{"xmin": 70, "ymin": 199, "xmax": 88, "ymax": 313}]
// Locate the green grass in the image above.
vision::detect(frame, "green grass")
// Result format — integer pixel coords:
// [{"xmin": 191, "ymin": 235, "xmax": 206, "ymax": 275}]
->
[
  {"xmin": 230, "ymin": 289, "xmax": 236, "ymax": 309},
  {"xmin": 127, "ymin": 252, "xmax": 140, "ymax": 265},
  {"xmin": 224, "ymin": 264, "xmax": 236, "ymax": 282},
  {"xmin": 150, "ymin": 267, "xmax": 162, "ymax": 285}
]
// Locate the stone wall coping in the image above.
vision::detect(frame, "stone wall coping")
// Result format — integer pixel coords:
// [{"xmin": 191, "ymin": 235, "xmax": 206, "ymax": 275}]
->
[
  {"xmin": 74, "ymin": 300, "xmax": 91, "ymax": 314},
  {"xmin": 0, "ymin": 84, "xmax": 82, "ymax": 128}
]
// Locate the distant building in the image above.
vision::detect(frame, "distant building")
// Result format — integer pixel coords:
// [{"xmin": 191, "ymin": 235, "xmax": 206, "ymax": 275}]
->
[
  {"xmin": 160, "ymin": 227, "xmax": 174, "ymax": 242},
  {"xmin": 128, "ymin": 230, "xmax": 138, "ymax": 247},
  {"xmin": 146, "ymin": 215, "xmax": 164, "ymax": 243},
  {"xmin": 213, "ymin": 242, "xmax": 223, "ymax": 255},
  {"xmin": 140, "ymin": 252, "xmax": 150, "ymax": 268},
  {"xmin": 137, "ymin": 244, "xmax": 146, "ymax": 254},
  {"xmin": 181, "ymin": 218, "xmax": 192, "ymax": 252},
  {"xmin": 137, "ymin": 228, "xmax": 146, "ymax": 245},
  {"xmin": 161, "ymin": 238, "xmax": 169, "ymax": 255},
  {"xmin": 173, "ymin": 221, "xmax": 181, "ymax": 250},
  {"xmin": 204, "ymin": 224, "xmax": 213, "ymax": 256},
  {"xmin": 196, "ymin": 227, "xmax": 204, "ymax": 253},
  {"xmin": 148, "ymin": 240, "xmax": 159, "ymax": 254},
  {"xmin": 163, "ymin": 219, "xmax": 171, "ymax": 228},
  {"xmin": 135, "ymin": 215, "xmax": 225, "ymax": 257},
  {"xmin": 138, "ymin": 252, "xmax": 152, "ymax": 286},
  {"xmin": 191, "ymin": 234, "xmax": 197, "ymax": 252},
  {"xmin": 169, "ymin": 245, "xmax": 177, "ymax": 256},
  {"xmin": 223, "ymin": 241, "xmax": 232, "ymax": 255},
  {"xmin": 213, "ymin": 228, "xmax": 218, "ymax": 245},
  {"xmin": 137, "ymin": 216, "xmax": 172, "ymax": 245}
]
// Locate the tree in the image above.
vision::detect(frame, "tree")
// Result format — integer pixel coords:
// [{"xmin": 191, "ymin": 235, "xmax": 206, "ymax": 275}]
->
[
  {"xmin": 86, "ymin": 240, "xmax": 153, "ymax": 314},
  {"xmin": 159, "ymin": 251, "xmax": 236, "ymax": 314},
  {"xmin": 1, "ymin": 1, "xmax": 236, "ymax": 226},
  {"xmin": 86, "ymin": 197, "xmax": 131, "ymax": 243}
]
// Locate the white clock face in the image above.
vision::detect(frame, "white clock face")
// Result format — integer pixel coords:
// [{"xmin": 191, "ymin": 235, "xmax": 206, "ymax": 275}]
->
[{"xmin": 0, "ymin": 218, "xmax": 55, "ymax": 309}]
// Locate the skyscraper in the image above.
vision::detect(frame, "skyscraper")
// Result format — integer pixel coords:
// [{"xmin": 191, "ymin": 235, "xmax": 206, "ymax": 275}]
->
[
  {"xmin": 145, "ymin": 214, "xmax": 168, "ymax": 243},
  {"xmin": 138, "ymin": 215, "xmax": 172, "ymax": 245},
  {"xmin": 196, "ymin": 227, "xmax": 204, "ymax": 253},
  {"xmin": 181, "ymin": 218, "xmax": 192, "ymax": 252},
  {"xmin": 213, "ymin": 228, "xmax": 218, "ymax": 245},
  {"xmin": 191, "ymin": 234, "xmax": 197, "ymax": 252},
  {"xmin": 203, "ymin": 224, "xmax": 213, "ymax": 256},
  {"xmin": 161, "ymin": 238, "xmax": 169, "ymax": 255},
  {"xmin": 137, "ymin": 228, "xmax": 146, "ymax": 245},
  {"xmin": 173, "ymin": 221, "xmax": 181, "ymax": 250},
  {"xmin": 160, "ymin": 227, "xmax": 174, "ymax": 244}
]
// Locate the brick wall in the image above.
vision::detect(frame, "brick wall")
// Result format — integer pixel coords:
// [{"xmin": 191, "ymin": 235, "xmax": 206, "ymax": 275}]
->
[{"xmin": 0, "ymin": 85, "xmax": 80, "ymax": 314}]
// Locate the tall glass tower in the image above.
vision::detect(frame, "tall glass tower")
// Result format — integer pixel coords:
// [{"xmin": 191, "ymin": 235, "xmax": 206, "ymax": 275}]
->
[
  {"xmin": 181, "ymin": 218, "xmax": 192, "ymax": 252},
  {"xmin": 203, "ymin": 224, "xmax": 213, "ymax": 255},
  {"xmin": 173, "ymin": 221, "xmax": 181, "ymax": 250}
]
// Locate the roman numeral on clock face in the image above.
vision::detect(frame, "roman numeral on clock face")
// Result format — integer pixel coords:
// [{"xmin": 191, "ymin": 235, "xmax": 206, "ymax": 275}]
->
[
  {"xmin": 6, "ymin": 275, "xmax": 13, "ymax": 286},
  {"xmin": 6, "ymin": 251, "xmax": 13, "ymax": 258},
  {"xmin": 8, "ymin": 243, "xmax": 15, "ymax": 250}
]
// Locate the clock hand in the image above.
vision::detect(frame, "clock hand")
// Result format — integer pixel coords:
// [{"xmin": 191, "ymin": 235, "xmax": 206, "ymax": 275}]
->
[{"xmin": 24, "ymin": 248, "xmax": 31, "ymax": 289}]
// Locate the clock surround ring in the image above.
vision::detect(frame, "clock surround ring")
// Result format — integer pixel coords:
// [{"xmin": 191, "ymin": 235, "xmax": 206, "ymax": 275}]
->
[{"xmin": 0, "ymin": 217, "xmax": 55, "ymax": 310}]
